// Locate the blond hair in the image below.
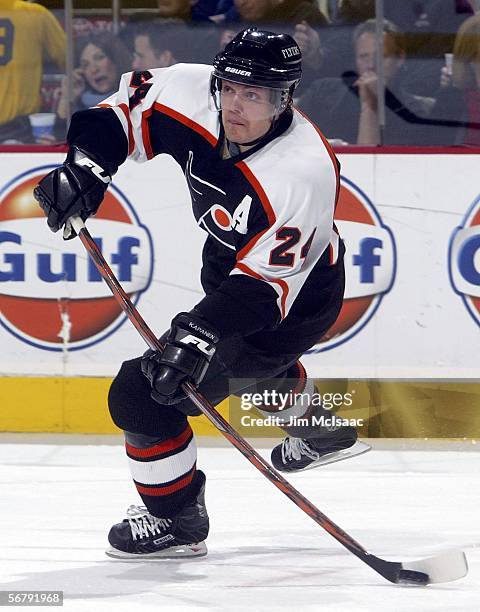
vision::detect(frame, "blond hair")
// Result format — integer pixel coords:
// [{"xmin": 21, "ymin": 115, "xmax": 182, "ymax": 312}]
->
[{"xmin": 452, "ymin": 14, "xmax": 480, "ymax": 90}]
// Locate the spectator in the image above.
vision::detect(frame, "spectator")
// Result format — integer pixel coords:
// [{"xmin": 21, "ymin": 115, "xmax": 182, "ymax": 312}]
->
[
  {"xmin": 132, "ymin": 22, "xmax": 190, "ymax": 70},
  {"xmin": 127, "ymin": 1, "xmax": 219, "ymax": 64},
  {"xmin": 231, "ymin": 1, "xmax": 329, "ymax": 95},
  {"xmin": 0, "ymin": 0, "xmax": 65, "ymax": 143},
  {"xmin": 212, "ymin": 0, "xmax": 236, "ymax": 22},
  {"xmin": 233, "ymin": 0, "xmax": 328, "ymax": 26},
  {"xmin": 55, "ymin": 33, "xmax": 131, "ymax": 138},
  {"xmin": 336, "ymin": 0, "xmax": 374, "ymax": 23},
  {"xmin": 148, "ymin": 0, "xmax": 221, "ymax": 22},
  {"xmin": 319, "ymin": 1, "xmax": 378, "ymax": 82},
  {"xmin": 192, "ymin": 0, "xmax": 231, "ymax": 21},
  {"xmin": 155, "ymin": 0, "xmax": 192, "ymax": 20},
  {"xmin": 323, "ymin": 1, "xmax": 474, "ymax": 90},
  {"xmin": 383, "ymin": 1, "xmax": 474, "ymax": 96},
  {"xmin": 384, "ymin": 0, "xmax": 473, "ymax": 45},
  {"xmin": 430, "ymin": 14, "xmax": 480, "ymax": 145},
  {"xmin": 219, "ymin": 0, "xmax": 329, "ymax": 24},
  {"xmin": 298, "ymin": 19, "xmax": 435, "ymax": 145}
]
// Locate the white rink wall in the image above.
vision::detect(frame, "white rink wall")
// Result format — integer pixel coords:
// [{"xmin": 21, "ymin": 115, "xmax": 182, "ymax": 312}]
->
[{"xmin": 0, "ymin": 150, "xmax": 479, "ymax": 378}]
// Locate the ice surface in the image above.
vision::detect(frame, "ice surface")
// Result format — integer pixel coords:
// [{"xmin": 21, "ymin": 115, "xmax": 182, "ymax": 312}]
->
[{"xmin": 0, "ymin": 435, "xmax": 478, "ymax": 612}]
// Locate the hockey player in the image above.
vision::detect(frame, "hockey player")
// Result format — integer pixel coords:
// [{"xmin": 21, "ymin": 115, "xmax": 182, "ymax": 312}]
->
[{"xmin": 34, "ymin": 28, "xmax": 369, "ymax": 560}]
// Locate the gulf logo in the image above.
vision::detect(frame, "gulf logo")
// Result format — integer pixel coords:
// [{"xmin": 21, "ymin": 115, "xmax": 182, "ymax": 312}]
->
[
  {"xmin": 448, "ymin": 194, "xmax": 480, "ymax": 327},
  {"xmin": 0, "ymin": 165, "xmax": 154, "ymax": 351},
  {"xmin": 310, "ymin": 176, "xmax": 397, "ymax": 352}
]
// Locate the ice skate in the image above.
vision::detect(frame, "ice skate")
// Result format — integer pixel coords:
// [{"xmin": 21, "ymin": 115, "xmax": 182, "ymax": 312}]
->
[
  {"xmin": 106, "ymin": 473, "xmax": 209, "ymax": 560},
  {"xmin": 271, "ymin": 430, "xmax": 371, "ymax": 472}
]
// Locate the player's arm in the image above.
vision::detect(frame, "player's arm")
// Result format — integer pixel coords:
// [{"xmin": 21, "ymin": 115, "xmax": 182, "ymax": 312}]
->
[
  {"xmin": 196, "ymin": 273, "xmax": 281, "ymax": 337},
  {"xmin": 141, "ymin": 276, "xmax": 281, "ymax": 408},
  {"xmin": 33, "ymin": 106, "xmax": 125, "ymax": 239}
]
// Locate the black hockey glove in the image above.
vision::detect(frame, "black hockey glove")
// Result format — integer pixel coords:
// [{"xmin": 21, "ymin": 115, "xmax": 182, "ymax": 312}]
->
[
  {"xmin": 33, "ymin": 145, "xmax": 112, "ymax": 240},
  {"xmin": 141, "ymin": 312, "xmax": 220, "ymax": 407}
]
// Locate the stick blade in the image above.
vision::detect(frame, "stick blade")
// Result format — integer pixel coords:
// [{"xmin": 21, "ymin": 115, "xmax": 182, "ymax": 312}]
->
[{"xmin": 401, "ymin": 549, "xmax": 468, "ymax": 584}]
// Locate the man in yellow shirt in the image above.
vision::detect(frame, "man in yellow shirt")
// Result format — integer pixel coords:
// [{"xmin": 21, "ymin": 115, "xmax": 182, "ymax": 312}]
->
[{"xmin": 0, "ymin": 0, "xmax": 65, "ymax": 142}]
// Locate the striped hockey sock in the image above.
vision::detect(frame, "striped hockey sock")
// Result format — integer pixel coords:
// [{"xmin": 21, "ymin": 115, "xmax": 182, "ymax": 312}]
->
[{"xmin": 124, "ymin": 425, "xmax": 199, "ymax": 518}]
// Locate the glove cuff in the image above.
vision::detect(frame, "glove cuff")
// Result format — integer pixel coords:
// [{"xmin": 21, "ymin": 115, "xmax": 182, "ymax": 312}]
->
[
  {"xmin": 171, "ymin": 312, "xmax": 220, "ymax": 347},
  {"xmin": 66, "ymin": 145, "xmax": 112, "ymax": 185}
]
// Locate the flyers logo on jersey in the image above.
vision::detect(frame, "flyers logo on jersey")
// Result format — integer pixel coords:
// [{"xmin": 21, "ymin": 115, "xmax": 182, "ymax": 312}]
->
[
  {"xmin": 185, "ymin": 150, "xmax": 251, "ymax": 249},
  {"xmin": 210, "ymin": 198, "xmax": 251, "ymax": 235},
  {"xmin": 0, "ymin": 166, "xmax": 153, "ymax": 351},
  {"xmin": 449, "ymin": 195, "xmax": 480, "ymax": 327},
  {"xmin": 311, "ymin": 177, "xmax": 397, "ymax": 352}
]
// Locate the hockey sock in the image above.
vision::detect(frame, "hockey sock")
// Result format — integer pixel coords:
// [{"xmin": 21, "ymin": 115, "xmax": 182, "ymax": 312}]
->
[{"xmin": 124, "ymin": 426, "xmax": 200, "ymax": 518}]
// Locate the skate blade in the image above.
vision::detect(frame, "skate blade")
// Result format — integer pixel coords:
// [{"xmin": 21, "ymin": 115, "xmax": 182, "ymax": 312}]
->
[
  {"xmin": 295, "ymin": 440, "xmax": 372, "ymax": 471},
  {"xmin": 105, "ymin": 541, "xmax": 207, "ymax": 560}
]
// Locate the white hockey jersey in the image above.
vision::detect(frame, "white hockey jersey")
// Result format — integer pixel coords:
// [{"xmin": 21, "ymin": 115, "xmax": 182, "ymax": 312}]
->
[{"xmin": 67, "ymin": 63, "xmax": 344, "ymax": 353}]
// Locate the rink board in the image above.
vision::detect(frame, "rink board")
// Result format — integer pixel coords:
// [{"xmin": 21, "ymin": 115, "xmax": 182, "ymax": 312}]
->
[
  {"xmin": 1, "ymin": 376, "xmax": 479, "ymax": 437},
  {"xmin": 0, "ymin": 148, "xmax": 479, "ymax": 434},
  {"xmin": 0, "ymin": 376, "xmax": 228, "ymax": 436}
]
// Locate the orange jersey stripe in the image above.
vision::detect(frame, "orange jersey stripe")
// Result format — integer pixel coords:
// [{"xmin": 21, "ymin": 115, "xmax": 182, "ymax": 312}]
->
[{"xmin": 236, "ymin": 161, "xmax": 276, "ymax": 261}]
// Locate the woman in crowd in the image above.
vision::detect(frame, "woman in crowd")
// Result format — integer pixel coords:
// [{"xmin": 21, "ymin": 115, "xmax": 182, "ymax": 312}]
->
[
  {"xmin": 431, "ymin": 13, "xmax": 480, "ymax": 145},
  {"xmin": 55, "ymin": 32, "xmax": 131, "ymax": 138}
]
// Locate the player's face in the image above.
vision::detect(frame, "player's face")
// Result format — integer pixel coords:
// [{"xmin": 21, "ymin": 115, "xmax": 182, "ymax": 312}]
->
[
  {"xmin": 234, "ymin": 0, "xmax": 274, "ymax": 21},
  {"xmin": 157, "ymin": 0, "xmax": 191, "ymax": 18},
  {"xmin": 133, "ymin": 36, "xmax": 158, "ymax": 71},
  {"xmin": 355, "ymin": 32, "xmax": 404, "ymax": 84},
  {"xmin": 220, "ymin": 80, "xmax": 275, "ymax": 146},
  {"xmin": 80, "ymin": 44, "xmax": 118, "ymax": 93}
]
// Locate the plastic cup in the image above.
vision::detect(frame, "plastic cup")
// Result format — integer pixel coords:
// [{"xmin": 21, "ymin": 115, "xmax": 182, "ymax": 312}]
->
[
  {"xmin": 29, "ymin": 113, "xmax": 56, "ymax": 141},
  {"xmin": 444, "ymin": 53, "xmax": 453, "ymax": 76}
]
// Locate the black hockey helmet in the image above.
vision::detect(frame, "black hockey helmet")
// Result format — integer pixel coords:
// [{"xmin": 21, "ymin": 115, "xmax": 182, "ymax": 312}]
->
[{"xmin": 212, "ymin": 27, "xmax": 302, "ymax": 91}]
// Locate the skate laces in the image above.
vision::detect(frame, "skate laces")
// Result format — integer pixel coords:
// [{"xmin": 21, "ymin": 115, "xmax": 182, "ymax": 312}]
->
[
  {"xmin": 126, "ymin": 505, "xmax": 172, "ymax": 541},
  {"xmin": 281, "ymin": 437, "xmax": 320, "ymax": 463}
]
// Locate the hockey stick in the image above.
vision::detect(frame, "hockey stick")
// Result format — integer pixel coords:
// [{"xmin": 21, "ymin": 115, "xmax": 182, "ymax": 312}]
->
[{"xmin": 70, "ymin": 215, "xmax": 468, "ymax": 585}]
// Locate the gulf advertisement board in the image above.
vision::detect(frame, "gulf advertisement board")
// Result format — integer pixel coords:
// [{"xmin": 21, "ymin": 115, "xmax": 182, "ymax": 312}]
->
[
  {"xmin": 449, "ymin": 193, "xmax": 480, "ymax": 329},
  {"xmin": 0, "ymin": 165, "xmax": 153, "ymax": 351},
  {"xmin": 0, "ymin": 152, "xmax": 479, "ymax": 379}
]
